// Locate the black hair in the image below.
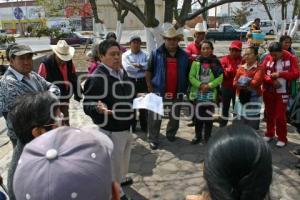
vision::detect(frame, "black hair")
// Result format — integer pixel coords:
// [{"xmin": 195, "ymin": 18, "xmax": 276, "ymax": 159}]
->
[
  {"xmin": 6, "ymin": 43, "xmax": 17, "ymax": 61},
  {"xmin": 200, "ymin": 40, "xmax": 214, "ymax": 50},
  {"xmin": 268, "ymin": 42, "xmax": 282, "ymax": 52},
  {"xmin": 204, "ymin": 124, "xmax": 272, "ymax": 200},
  {"xmin": 98, "ymin": 39, "xmax": 120, "ymax": 55},
  {"xmin": 279, "ymin": 35, "xmax": 292, "ymax": 43},
  {"xmin": 247, "ymin": 46, "xmax": 259, "ymax": 56},
  {"xmin": 8, "ymin": 92, "xmax": 59, "ymax": 144},
  {"xmin": 105, "ymin": 32, "xmax": 117, "ymax": 40},
  {"xmin": 254, "ymin": 18, "xmax": 260, "ymax": 22}
]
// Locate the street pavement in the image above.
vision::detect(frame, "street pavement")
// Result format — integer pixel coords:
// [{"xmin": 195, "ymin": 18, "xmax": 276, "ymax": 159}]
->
[{"xmin": 0, "ymin": 98, "xmax": 300, "ymax": 200}]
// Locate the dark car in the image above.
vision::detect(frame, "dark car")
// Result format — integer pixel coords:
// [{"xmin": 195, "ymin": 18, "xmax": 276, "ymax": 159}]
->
[
  {"xmin": 206, "ymin": 24, "xmax": 247, "ymax": 41},
  {"xmin": 50, "ymin": 32, "xmax": 93, "ymax": 45}
]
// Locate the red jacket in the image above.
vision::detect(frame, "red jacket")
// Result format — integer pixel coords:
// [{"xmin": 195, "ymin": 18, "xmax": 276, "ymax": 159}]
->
[
  {"xmin": 220, "ymin": 55, "xmax": 242, "ymax": 89},
  {"xmin": 185, "ymin": 42, "xmax": 201, "ymax": 63},
  {"xmin": 233, "ymin": 63, "xmax": 265, "ymax": 96},
  {"xmin": 261, "ymin": 50, "xmax": 299, "ymax": 94}
]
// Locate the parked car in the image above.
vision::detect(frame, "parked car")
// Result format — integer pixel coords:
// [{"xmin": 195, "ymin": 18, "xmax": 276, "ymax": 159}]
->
[
  {"xmin": 50, "ymin": 32, "xmax": 93, "ymax": 45},
  {"xmin": 0, "ymin": 30, "xmax": 6, "ymax": 36},
  {"xmin": 206, "ymin": 24, "xmax": 247, "ymax": 41},
  {"xmin": 239, "ymin": 20, "xmax": 278, "ymax": 35}
]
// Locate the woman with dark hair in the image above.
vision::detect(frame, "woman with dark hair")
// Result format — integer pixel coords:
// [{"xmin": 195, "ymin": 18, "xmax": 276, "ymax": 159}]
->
[
  {"xmin": 105, "ymin": 32, "xmax": 127, "ymax": 53},
  {"xmin": 203, "ymin": 124, "xmax": 272, "ymax": 200},
  {"xmin": 233, "ymin": 46, "xmax": 264, "ymax": 130},
  {"xmin": 189, "ymin": 40, "xmax": 223, "ymax": 144},
  {"xmin": 280, "ymin": 35, "xmax": 296, "ymax": 55},
  {"xmin": 6, "ymin": 92, "xmax": 62, "ymax": 200}
]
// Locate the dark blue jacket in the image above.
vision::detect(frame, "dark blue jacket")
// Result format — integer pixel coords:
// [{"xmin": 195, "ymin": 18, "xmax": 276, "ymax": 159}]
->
[{"xmin": 149, "ymin": 44, "xmax": 189, "ymax": 96}]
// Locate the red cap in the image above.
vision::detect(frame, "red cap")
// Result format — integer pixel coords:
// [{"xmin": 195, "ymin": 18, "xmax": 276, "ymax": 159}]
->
[{"xmin": 230, "ymin": 40, "xmax": 242, "ymax": 50}]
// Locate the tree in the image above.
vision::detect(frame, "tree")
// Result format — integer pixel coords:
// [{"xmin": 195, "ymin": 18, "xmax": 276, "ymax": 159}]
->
[
  {"xmin": 232, "ymin": 5, "xmax": 251, "ymax": 26},
  {"xmin": 111, "ymin": 0, "xmax": 131, "ymax": 42},
  {"xmin": 114, "ymin": 0, "xmax": 252, "ymax": 51}
]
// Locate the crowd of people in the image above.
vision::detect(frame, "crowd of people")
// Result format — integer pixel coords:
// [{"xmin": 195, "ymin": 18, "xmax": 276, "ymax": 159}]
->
[{"xmin": 0, "ymin": 18, "xmax": 300, "ymax": 199}]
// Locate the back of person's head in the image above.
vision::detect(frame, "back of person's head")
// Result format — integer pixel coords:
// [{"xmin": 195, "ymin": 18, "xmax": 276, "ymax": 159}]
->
[
  {"xmin": 98, "ymin": 39, "xmax": 120, "ymax": 56},
  {"xmin": 8, "ymin": 92, "xmax": 59, "ymax": 144},
  {"xmin": 204, "ymin": 124, "xmax": 272, "ymax": 200},
  {"xmin": 247, "ymin": 45, "xmax": 259, "ymax": 56},
  {"xmin": 86, "ymin": 43, "xmax": 99, "ymax": 60},
  {"xmin": 13, "ymin": 126, "xmax": 114, "ymax": 200},
  {"xmin": 106, "ymin": 32, "xmax": 117, "ymax": 40},
  {"xmin": 268, "ymin": 42, "xmax": 282, "ymax": 53}
]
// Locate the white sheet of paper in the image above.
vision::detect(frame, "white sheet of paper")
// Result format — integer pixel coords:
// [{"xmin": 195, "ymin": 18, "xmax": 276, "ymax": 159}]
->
[{"xmin": 133, "ymin": 93, "xmax": 164, "ymax": 116}]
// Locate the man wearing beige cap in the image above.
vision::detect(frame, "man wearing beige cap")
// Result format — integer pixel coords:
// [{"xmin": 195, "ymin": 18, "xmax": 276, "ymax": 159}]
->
[
  {"xmin": 0, "ymin": 44, "xmax": 60, "ymax": 147},
  {"xmin": 38, "ymin": 40, "xmax": 82, "ymax": 126},
  {"xmin": 146, "ymin": 27, "xmax": 189, "ymax": 150}
]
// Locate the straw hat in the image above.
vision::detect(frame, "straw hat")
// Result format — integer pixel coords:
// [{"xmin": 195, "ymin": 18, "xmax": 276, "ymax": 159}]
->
[
  {"xmin": 50, "ymin": 40, "xmax": 75, "ymax": 61},
  {"xmin": 161, "ymin": 27, "xmax": 184, "ymax": 40},
  {"xmin": 194, "ymin": 22, "xmax": 207, "ymax": 33}
]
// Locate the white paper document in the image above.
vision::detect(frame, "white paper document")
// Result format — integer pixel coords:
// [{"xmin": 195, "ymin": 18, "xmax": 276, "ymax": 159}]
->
[{"xmin": 133, "ymin": 93, "xmax": 164, "ymax": 116}]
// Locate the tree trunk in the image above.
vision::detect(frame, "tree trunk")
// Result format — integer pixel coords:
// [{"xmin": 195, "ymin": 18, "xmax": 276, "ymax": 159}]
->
[
  {"xmin": 293, "ymin": 0, "xmax": 299, "ymax": 18},
  {"xmin": 287, "ymin": 19, "xmax": 294, "ymax": 35},
  {"xmin": 144, "ymin": 0, "xmax": 159, "ymax": 27},
  {"xmin": 145, "ymin": 25, "xmax": 164, "ymax": 53},
  {"xmin": 281, "ymin": 2, "xmax": 285, "ymax": 20},
  {"xmin": 164, "ymin": 0, "xmax": 175, "ymax": 23},
  {"xmin": 89, "ymin": 0, "xmax": 103, "ymax": 24},
  {"xmin": 290, "ymin": 18, "xmax": 298, "ymax": 37},
  {"xmin": 116, "ymin": 21, "xmax": 123, "ymax": 43},
  {"xmin": 175, "ymin": 0, "xmax": 192, "ymax": 28},
  {"xmin": 261, "ymin": 0, "xmax": 273, "ymax": 20}
]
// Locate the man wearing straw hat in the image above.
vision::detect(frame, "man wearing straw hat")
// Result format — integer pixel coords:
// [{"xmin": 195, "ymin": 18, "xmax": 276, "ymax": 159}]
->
[
  {"xmin": 145, "ymin": 27, "xmax": 189, "ymax": 150},
  {"xmin": 38, "ymin": 40, "xmax": 82, "ymax": 126}
]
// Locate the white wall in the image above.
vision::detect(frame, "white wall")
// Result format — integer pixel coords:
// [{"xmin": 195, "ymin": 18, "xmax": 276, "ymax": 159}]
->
[{"xmin": 0, "ymin": 6, "xmax": 45, "ymax": 21}]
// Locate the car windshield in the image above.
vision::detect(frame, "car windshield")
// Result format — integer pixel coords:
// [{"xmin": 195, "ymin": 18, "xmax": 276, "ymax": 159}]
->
[{"xmin": 74, "ymin": 32, "xmax": 83, "ymax": 37}]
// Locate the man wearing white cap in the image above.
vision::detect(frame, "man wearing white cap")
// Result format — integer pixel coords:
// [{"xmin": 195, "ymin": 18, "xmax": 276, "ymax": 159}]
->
[
  {"xmin": 186, "ymin": 22, "xmax": 207, "ymax": 63},
  {"xmin": 38, "ymin": 40, "xmax": 82, "ymax": 126},
  {"xmin": 122, "ymin": 35, "xmax": 149, "ymax": 133}
]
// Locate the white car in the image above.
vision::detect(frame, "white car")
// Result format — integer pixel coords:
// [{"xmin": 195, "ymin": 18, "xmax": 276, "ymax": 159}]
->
[{"xmin": 239, "ymin": 20, "xmax": 278, "ymax": 35}]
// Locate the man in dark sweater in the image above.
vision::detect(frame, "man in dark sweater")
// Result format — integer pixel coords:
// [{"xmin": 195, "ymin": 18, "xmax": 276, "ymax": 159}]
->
[
  {"xmin": 38, "ymin": 40, "xmax": 81, "ymax": 126},
  {"xmin": 83, "ymin": 39, "xmax": 134, "ymax": 200}
]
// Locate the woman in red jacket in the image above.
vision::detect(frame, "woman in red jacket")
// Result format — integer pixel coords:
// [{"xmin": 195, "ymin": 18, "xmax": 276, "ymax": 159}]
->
[
  {"xmin": 233, "ymin": 46, "xmax": 264, "ymax": 130},
  {"xmin": 262, "ymin": 42, "xmax": 299, "ymax": 147}
]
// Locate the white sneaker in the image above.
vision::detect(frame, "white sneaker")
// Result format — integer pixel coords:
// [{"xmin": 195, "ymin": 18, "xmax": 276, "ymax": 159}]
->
[
  {"xmin": 263, "ymin": 136, "xmax": 272, "ymax": 142},
  {"xmin": 276, "ymin": 141, "xmax": 286, "ymax": 148}
]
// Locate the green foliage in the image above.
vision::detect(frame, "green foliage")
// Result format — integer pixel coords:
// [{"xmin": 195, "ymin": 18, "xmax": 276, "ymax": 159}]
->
[
  {"xmin": 232, "ymin": 5, "xmax": 251, "ymax": 26},
  {"xmin": 34, "ymin": 26, "xmax": 60, "ymax": 38},
  {"xmin": 0, "ymin": 35, "xmax": 16, "ymax": 44},
  {"xmin": 27, "ymin": 25, "xmax": 33, "ymax": 33},
  {"xmin": 35, "ymin": 0, "xmax": 65, "ymax": 17}
]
